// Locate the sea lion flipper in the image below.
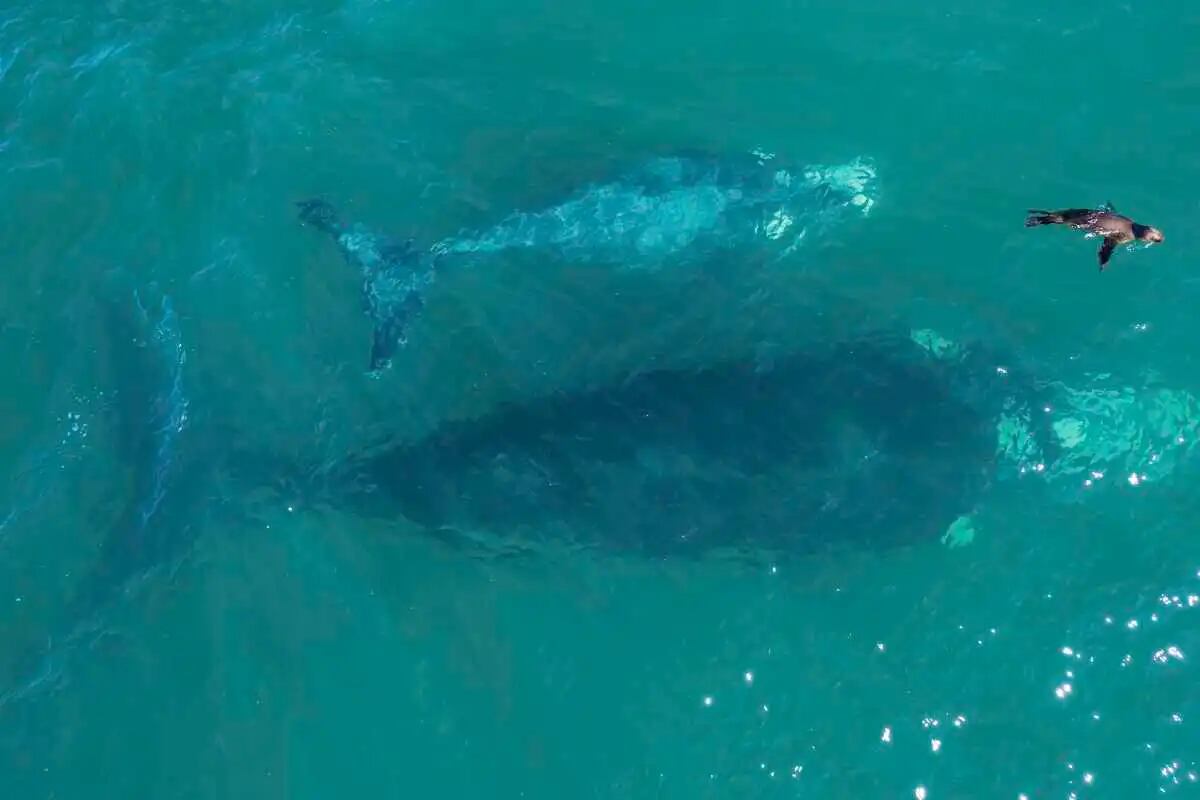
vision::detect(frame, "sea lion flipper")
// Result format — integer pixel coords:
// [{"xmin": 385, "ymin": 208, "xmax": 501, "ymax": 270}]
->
[
  {"xmin": 1098, "ymin": 236, "xmax": 1117, "ymax": 270},
  {"xmin": 1025, "ymin": 210, "xmax": 1062, "ymax": 227}
]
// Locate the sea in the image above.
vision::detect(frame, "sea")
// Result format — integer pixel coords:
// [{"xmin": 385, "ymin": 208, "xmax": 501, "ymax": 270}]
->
[{"xmin": 2, "ymin": 1, "xmax": 1200, "ymax": 797}]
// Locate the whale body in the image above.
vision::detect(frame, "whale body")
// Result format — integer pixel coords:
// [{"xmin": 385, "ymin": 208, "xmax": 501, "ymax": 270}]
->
[
  {"xmin": 316, "ymin": 321, "xmax": 1200, "ymax": 561},
  {"xmin": 325, "ymin": 328, "xmax": 1033, "ymax": 561},
  {"xmin": 1, "ymin": 281, "xmax": 200, "ymax": 703},
  {"xmin": 297, "ymin": 151, "xmax": 878, "ymax": 373}
]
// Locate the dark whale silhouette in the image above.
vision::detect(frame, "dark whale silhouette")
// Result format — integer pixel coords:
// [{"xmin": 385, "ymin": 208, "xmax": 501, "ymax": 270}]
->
[
  {"xmin": 327, "ymin": 328, "xmax": 1053, "ymax": 562},
  {"xmin": 0, "ymin": 278, "xmax": 243, "ymax": 705}
]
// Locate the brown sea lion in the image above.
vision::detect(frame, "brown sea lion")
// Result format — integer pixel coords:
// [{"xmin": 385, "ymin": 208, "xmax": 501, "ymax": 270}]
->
[{"xmin": 1025, "ymin": 204, "xmax": 1164, "ymax": 271}]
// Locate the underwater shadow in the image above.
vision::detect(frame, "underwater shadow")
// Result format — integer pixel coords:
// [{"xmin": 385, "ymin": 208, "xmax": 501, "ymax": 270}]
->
[{"xmin": 334, "ymin": 330, "xmax": 1012, "ymax": 564}]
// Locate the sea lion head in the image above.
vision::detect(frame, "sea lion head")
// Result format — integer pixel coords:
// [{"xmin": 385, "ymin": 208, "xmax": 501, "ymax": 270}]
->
[{"xmin": 1132, "ymin": 223, "xmax": 1164, "ymax": 244}]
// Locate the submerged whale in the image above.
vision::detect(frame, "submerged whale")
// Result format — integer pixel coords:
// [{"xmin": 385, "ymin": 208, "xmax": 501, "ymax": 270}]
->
[
  {"xmin": 320, "ymin": 320, "xmax": 1083, "ymax": 561},
  {"xmin": 0, "ymin": 280, "xmax": 201, "ymax": 702},
  {"xmin": 319, "ymin": 322, "xmax": 1200, "ymax": 560},
  {"xmin": 66, "ymin": 285, "xmax": 195, "ymax": 617},
  {"xmin": 297, "ymin": 151, "xmax": 878, "ymax": 373},
  {"xmin": 328, "ymin": 328, "xmax": 1010, "ymax": 560}
]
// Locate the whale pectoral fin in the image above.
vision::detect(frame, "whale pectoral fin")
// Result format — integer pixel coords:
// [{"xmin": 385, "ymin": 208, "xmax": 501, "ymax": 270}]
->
[{"xmin": 1098, "ymin": 236, "xmax": 1117, "ymax": 271}]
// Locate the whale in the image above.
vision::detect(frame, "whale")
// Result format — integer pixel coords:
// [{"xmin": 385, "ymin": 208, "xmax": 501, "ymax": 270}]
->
[
  {"xmin": 296, "ymin": 150, "xmax": 878, "ymax": 373},
  {"xmin": 325, "ymin": 327, "xmax": 1010, "ymax": 561},
  {"xmin": 317, "ymin": 321, "xmax": 1200, "ymax": 560},
  {"xmin": 66, "ymin": 286, "xmax": 194, "ymax": 616},
  {"xmin": 0, "ymin": 279, "xmax": 204, "ymax": 703}
]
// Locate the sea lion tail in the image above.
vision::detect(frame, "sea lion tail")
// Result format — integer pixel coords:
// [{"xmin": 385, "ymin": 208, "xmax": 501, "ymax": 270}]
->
[{"xmin": 1024, "ymin": 209, "xmax": 1063, "ymax": 227}]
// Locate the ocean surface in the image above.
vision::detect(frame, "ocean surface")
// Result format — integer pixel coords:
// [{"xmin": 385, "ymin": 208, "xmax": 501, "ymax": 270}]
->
[{"xmin": 2, "ymin": 0, "xmax": 1200, "ymax": 797}]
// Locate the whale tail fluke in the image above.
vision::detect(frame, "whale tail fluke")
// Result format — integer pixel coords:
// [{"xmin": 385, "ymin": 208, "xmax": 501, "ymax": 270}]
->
[
  {"xmin": 367, "ymin": 291, "xmax": 425, "ymax": 374},
  {"xmin": 296, "ymin": 196, "xmax": 435, "ymax": 374},
  {"xmin": 296, "ymin": 197, "xmax": 342, "ymax": 235},
  {"xmin": 1025, "ymin": 209, "xmax": 1064, "ymax": 227}
]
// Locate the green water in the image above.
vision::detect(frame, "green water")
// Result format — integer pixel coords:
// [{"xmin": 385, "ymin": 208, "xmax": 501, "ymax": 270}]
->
[{"xmin": 2, "ymin": 0, "xmax": 1200, "ymax": 797}]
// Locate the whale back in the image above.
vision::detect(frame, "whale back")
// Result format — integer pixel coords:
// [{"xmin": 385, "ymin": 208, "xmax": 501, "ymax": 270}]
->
[
  {"xmin": 433, "ymin": 152, "xmax": 877, "ymax": 270},
  {"xmin": 331, "ymin": 328, "xmax": 998, "ymax": 561}
]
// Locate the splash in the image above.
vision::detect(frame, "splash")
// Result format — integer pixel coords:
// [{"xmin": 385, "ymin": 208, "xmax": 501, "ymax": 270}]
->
[{"xmin": 910, "ymin": 327, "xmax": 1200, "ymax": 495}]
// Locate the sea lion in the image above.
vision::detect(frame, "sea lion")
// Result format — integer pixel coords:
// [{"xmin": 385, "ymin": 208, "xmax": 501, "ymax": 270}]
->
[{"xmin": 1025, "ymin": 203, "xmax": 1164, "ymax": 271}]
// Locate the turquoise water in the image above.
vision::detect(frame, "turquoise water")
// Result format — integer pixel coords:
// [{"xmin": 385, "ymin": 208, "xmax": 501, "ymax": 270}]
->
[{"xmin": 3, "ymin": 0, "xmax": 1200, "ymax": 796}]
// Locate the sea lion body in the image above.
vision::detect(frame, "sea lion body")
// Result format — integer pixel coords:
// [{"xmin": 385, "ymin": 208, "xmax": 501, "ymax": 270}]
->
[{"xmin": 1025, "ymin": 205, "xmax": 1164, "ymax": 271}]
